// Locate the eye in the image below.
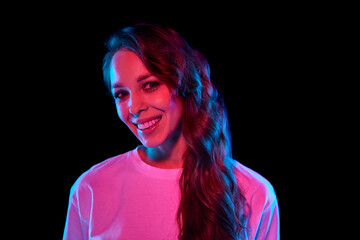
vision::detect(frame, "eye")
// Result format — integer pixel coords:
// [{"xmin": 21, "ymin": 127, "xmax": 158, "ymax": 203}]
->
[
  {"xmin": 114, "ymin": 90, "xmax": 129, "ymax": 100},
  {"xmin": 143, "ymin": 81, "xmax": 160, "ymax": 92}
]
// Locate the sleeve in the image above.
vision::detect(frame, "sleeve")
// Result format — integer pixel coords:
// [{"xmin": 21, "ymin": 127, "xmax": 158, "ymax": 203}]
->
[
  {"xmin": 63, "ymin": 185, "xmax": 89, "ymax": 240},
  {"xmin": 248, "ymin": 185, "xmax": 280, "ymax": 240},
  {"xmin": 254, "ymin": 197, "xmax": 280, "ymax": 240}
]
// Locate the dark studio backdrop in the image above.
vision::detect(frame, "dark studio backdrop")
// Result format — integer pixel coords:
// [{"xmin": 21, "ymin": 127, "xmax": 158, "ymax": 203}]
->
[{"xmin": 15, "ymin": 6, "xmax": 315, "ymax": 239}]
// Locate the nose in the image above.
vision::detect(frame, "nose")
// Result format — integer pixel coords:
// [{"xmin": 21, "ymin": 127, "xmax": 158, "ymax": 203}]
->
[{"xmin": 128, "ymin": 93, "xmax": 147, "ymax": 117}]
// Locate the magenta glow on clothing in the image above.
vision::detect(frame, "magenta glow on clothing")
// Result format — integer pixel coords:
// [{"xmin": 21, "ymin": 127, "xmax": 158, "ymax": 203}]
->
[{"xmin": 63, "ymin": 147, "xmax": 279, "ymax": 239}]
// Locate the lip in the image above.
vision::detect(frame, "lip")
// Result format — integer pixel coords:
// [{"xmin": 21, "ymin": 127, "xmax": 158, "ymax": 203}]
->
[
  {"xmin": 131, "ymin": 115, "xmax": 162, "ymax": 125},
  {"xmin": 131, "ymin": 115, "xmax": 162, "ymax": 134}
]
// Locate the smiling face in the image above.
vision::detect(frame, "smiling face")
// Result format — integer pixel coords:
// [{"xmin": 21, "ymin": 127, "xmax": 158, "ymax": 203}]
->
[{"xmin": 109, "ymin": 50, "xmax": 184, "ymax": 148}]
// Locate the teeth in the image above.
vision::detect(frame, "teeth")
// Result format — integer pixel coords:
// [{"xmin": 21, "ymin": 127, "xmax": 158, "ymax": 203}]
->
[{"xmin": 137, "ymin": 117, "xmax": 161, "ymax": 130}]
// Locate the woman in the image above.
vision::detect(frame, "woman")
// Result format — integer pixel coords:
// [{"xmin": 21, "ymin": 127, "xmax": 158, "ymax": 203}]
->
[{"xmin": 63, "ymin": 23, "xmax": 279, "ymax": 240}]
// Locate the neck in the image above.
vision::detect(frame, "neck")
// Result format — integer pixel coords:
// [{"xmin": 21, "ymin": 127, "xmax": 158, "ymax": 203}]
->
[{"xmin": 139, "ymin": 132, "xmax": 186, "ymax": 169}]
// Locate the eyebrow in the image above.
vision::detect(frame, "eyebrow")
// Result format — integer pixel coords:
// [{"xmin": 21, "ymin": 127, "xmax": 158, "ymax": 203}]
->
[
  {"xmin": 111, "ymin": 73, "xmax": 153, "ymax": 89},
  {"xmin": 137, "ymin": 73, "xmax": 152, "ymax": 83}
]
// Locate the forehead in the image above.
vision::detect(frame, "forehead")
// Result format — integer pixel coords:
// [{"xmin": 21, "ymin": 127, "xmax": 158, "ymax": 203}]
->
[{"xmin": 110, "ymin": 50, "xmax": 149, "ymax": 85}]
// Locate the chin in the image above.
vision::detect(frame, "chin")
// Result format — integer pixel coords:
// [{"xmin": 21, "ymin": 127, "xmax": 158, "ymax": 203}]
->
[{"xmin": 139, "ymin": 136, "xmax": 166, "ymax": 149}]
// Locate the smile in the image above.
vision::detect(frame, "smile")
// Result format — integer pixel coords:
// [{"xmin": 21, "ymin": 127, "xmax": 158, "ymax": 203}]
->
[{"xmin": 133, "ymin": 117, "xmax": 162, "ymax": 131}]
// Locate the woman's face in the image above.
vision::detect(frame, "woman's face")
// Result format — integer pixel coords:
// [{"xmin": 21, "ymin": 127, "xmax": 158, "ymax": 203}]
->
[{"xmin": 110, "ymin": 50, "xmax": 184, "ymax": 148}]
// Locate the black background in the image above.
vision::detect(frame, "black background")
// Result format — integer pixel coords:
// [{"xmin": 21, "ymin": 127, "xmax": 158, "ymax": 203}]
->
[{"xmin": 7, "ymin": 4, "xmax": 323, "ymax": 239}]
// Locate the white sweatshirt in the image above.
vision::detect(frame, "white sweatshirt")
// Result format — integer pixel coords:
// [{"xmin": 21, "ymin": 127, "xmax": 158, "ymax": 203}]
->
[{"xmin": 63, "ymin": 146, "xmax": 279, "ymax": 239}]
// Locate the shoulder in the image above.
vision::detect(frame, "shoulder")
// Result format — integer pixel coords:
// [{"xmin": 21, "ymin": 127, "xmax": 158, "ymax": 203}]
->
[
  {"xmin": 70, "ymin": 149, "xmax": 134, "ymax": 194},
  {"xmin": 231, "ymin": 159, "xmax": 277, "ymax": 208},
  {"xmin": 231, "ymin": 160, "xmax": 280, "ymax": 239}
]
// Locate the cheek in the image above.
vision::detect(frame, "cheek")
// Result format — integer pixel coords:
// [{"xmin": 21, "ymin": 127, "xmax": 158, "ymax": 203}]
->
[
  {"xmin": 166, "ymin": 93, "xmax": 184, "ymax": 123},
  {"xmin": 115, "ymin": 104, "xmax": 128, "ymax": 123},
  {"xmin": 149, "ymin": 90, "xmax": 172, "ymax": 109},
  {"xmin": 147, "ymin": 88, "xmax": 183, "ymax": 125},
  {"xmin": 149, "ymin": 85, "xmax": 183, "ymax": 111}
]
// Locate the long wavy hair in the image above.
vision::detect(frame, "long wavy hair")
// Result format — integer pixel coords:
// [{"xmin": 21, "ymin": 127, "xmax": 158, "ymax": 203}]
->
[{"xmin": 103, "ymin": 23, "xmax": 247, "ymax": 239}]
